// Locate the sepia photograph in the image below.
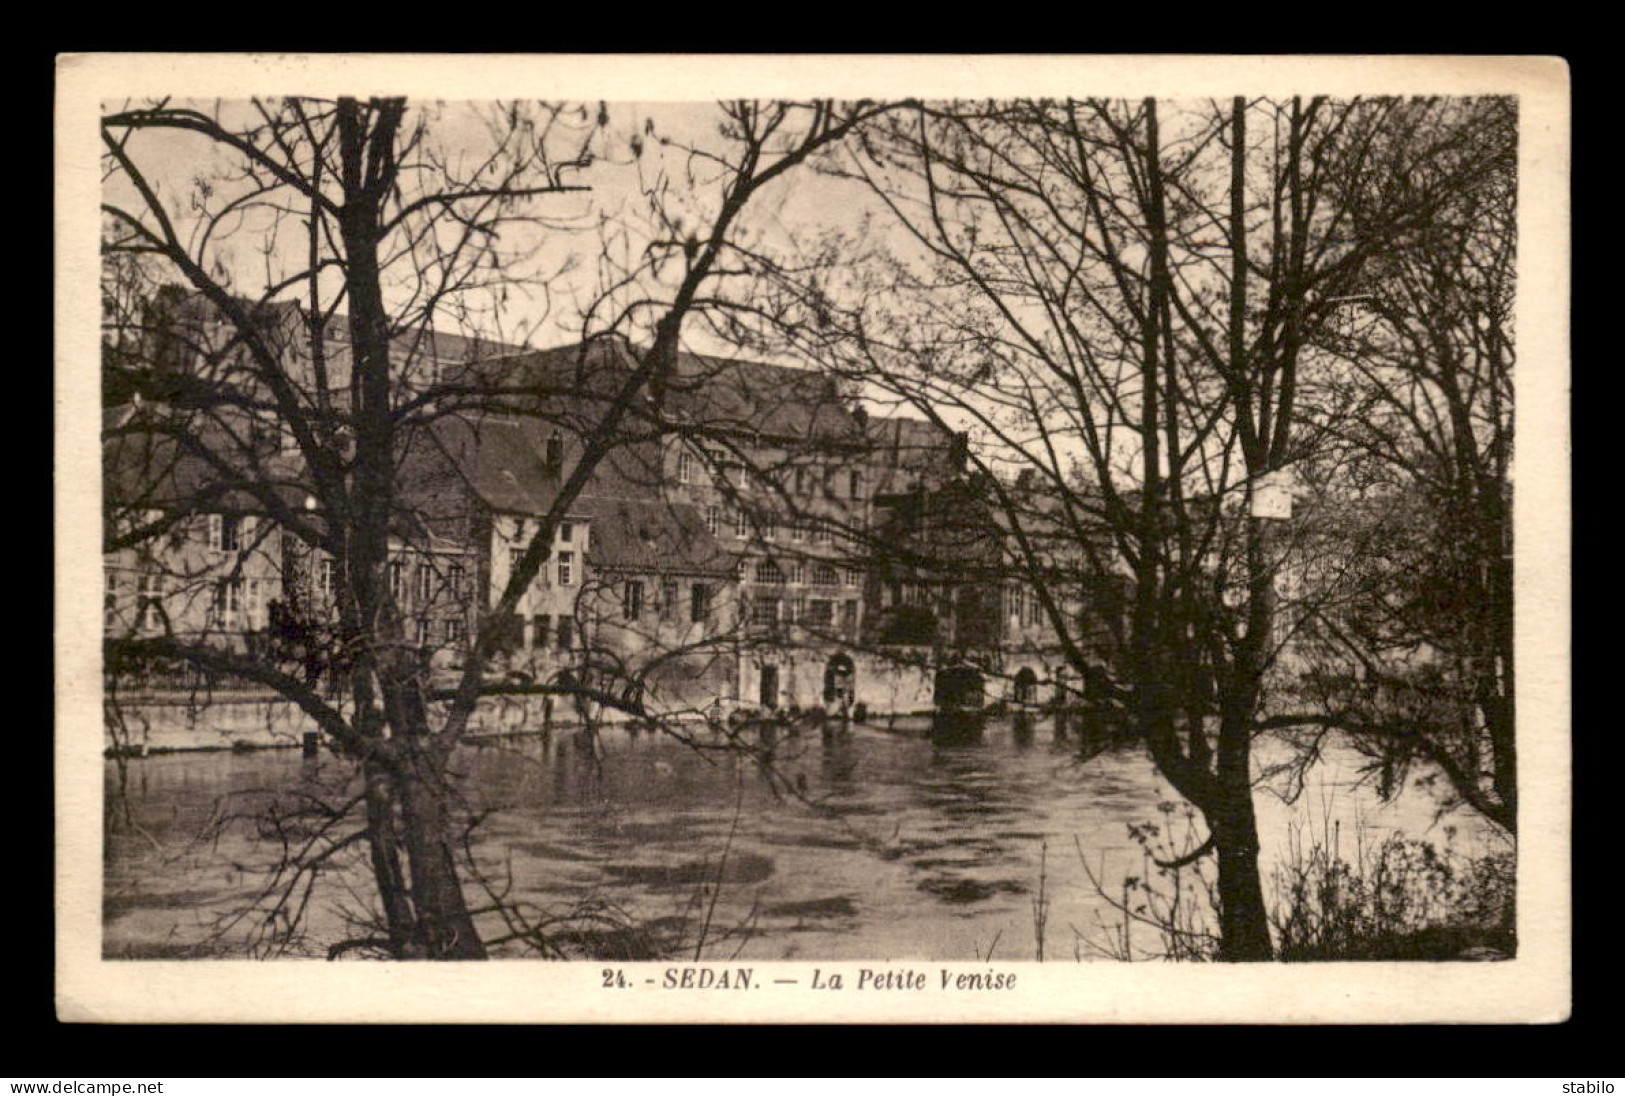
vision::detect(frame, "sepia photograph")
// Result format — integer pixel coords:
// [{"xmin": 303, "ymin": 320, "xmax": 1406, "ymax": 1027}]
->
[{"xmin": 57, "ymin": 54, "xmax": 1570, "ymax": 1023}]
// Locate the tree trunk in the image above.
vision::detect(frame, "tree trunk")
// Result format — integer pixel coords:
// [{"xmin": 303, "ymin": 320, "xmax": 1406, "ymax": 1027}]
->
[
  {"xmin": 363, "ymin": 759, "xmax": 420, "ymax": 958},
  {"xmin": 394, "ymin": 749, "xmax": 487, "ymax": 959},
  {"xmin": 1214, "ymin": 807, "xmax": 1273, "ymax": 961}
]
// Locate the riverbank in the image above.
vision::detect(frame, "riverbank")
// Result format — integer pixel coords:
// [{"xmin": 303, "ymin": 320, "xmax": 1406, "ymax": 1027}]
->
[{"xmin": 103, "ymin": 688, "xmax": 1102, "ymax": 756}]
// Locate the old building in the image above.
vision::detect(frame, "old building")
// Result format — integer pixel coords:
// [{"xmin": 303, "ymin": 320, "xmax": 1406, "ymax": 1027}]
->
[{"xmin": 104, "ymin": 289, "xmax": 1124, "ymax": 727}]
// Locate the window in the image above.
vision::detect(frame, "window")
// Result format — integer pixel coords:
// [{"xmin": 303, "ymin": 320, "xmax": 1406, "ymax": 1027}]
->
[
  {"xmin": 734, "ymin": 558, "xmax": 748, "ymax": 581},
  {"xmin": 805, "ymin": 599, "xmax": 835, "ymax": 626},
  {"xmin": 661, "ymin": 579, "xmax": 677, "ymax": 623},
  {"xmin": 448, "ymin": 563, "xmax": 465, "ymax": 597},
  {"xmin": 245, "ymin": 579, "xmax": 263, "ymax": 629},
  {"xmin": 417, "ymin": 565, "xmax": 434, "ymax": 601},
  {"xmin": 318, "ymin": 557, "xmax": 336, "ymax": 600},
  {"xmin": 389, "ymin": 559, "xmax": 406, "ymax": 599},
  {"xmin": 677, "ymin": 449, "xmax": 692, "ymax": 484},
  {"xmin": 813, "ymin": 563, "xmax": 839, "ymax": 587},
  {"xmin": 845, "ymin": 567, "xmax": 861, "ymax": 588},
  {"xmin": 207, "ymin": 514, "xmax": 242, "ymax": 552},
  {"xmin": 447, "ymin": 618, "xmax": 466, "ymax": 645},
  {"xmin": 755, "ymin": 560, "xmax": 784, "ymax": 585},
  {"xmin": 791, "ymin": 523, "xmax": 806, "ymax": 543},
  {"xmin": 788, "ymin": 560, "xmax": 806, "ymax": 585},
  {"xmin": 849, "ymin": 469, "xmax": 863, "ymax": 499},
  {"xmin": 532, "ymin": 613, "xmax": 551, "ymax": 648},
  {"xmin": 555, "ymin": 616, "xmax": 573, "ymax": 650},
  {"xmin": 1010, "ymin": 584, "xmax": 1024, "ymax": 623},
  {"xmin": 1027, "ymin": 588, "xmax": 1043, "ymax": 626},
  {"xmin": 559, "ymin": 522, "xmax": 574, "ymax": 544},
  {"xmin": 690, "ymin": 583, "xmax": 711, "ymax": 624},
  {"xmin": 544, "ymin": 435, "xmax": 563, "ymax": 471},
  {"xmin": 752, "ymin": 597, "xmax": 780, "ymax": 626},
  {"xmin": 214, "ymin": 578, "xmax": 242, "ymax": 630},
  {"xmin": 841, "ymin": 599, "xmax": 858, "ymax": 634},
  {"xmin": 763, "ymin": 515, "xmax": 777, "ymax": 542},
  {"xmin": 416, "ymin": 618, "xmax": 432, "ymax": 647},
  {"xmin": 734, "ymin": 508, "xmax": 749, "ymax": 539},
  {"xmin": 624, "ymin": 580, "xmax": 643, "ymax": 622},
  {"xmin": 705, "ymin": 506, "xmax": 720, "ymax": 537},
  {"xmin": 508, "ymin": 546, "xmax": 525, "ymax": 578},
  {"xmin": 136, "ymin": 573, "xmax": 164, "ymax": 632},
  {"xmin": 557, "ymin": 551, "xmax": 574, "ymax": 587},
  {"xmin": 811, "ymin": 523, "xmax": 831, "ymax": 546}
]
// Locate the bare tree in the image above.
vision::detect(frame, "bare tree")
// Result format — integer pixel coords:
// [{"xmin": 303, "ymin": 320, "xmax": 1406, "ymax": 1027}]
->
[
  {"xmin": 747, "ymin": 96, "xmax": 1513, "ymax": 959},
  {"xmin": 1275, "ymin": 97, "xmax": 1517, "ymax": 832},
  {"xmin": 101, "ymin": 96, "xmax": 889, "ymax": 958}
]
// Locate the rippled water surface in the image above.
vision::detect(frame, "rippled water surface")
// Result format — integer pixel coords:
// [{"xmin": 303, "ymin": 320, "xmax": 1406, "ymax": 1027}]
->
[{"xmin": 104, "ymin": 716, "xmax": 1503, "ymax": 960}]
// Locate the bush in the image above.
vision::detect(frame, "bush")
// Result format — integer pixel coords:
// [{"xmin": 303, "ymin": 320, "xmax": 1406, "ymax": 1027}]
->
[
  {"xmin": 1270, "ymin": 824, "xmax": 1514, "ymax": 961},
  {"xmin": 1085, "ymin": 802, "xmax": 1515, "ymax": 962}
]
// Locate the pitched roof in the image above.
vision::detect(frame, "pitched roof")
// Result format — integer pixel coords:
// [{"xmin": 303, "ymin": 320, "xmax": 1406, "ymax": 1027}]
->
[
  {"xmin": 143, "ymin": 287, "xmax": 533, "ymax": 384},
  {"xmin": 577, "ymin": 495, "xmax": 732, "ymax": 577},
  {"xmin": 867, "ymin": 415, "xmax": 962, "ymax": 496},
  {"xmin": 102, "ymin": 405, "xmax": 301, "ymax": 516},
  {"xmin": 428, "ymin": 414, "xmax": 563, "ymax": 516},
  {"xmin": 451, "ymin": 337, "xmax": 866, "ymax": 445},
  {"xmin": 665, "ymin": 351, "xmax": 862, "ymax": 443}
]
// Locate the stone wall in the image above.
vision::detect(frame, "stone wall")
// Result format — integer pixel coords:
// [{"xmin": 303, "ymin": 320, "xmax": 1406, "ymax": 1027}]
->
[{"xmin": 104, "ymin": 649, "xmax": 1077, "ymax": 753}]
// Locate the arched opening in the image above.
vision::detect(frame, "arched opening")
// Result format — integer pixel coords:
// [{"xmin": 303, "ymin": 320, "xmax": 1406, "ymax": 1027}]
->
[
  {"xmin": 1013, "ymin": 666, "xmax": 1039, "ymax": 706},
  {"xmin": 823, "ymin": 653, "xmax": 856, "ymax": 709},
  {"xmin": 934, "ymin": 664, "xmax": 985, "ymax": 711}
]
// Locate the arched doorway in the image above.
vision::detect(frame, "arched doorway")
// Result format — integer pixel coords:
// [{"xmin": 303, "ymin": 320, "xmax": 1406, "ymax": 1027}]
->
[
  {"xmin": 934, "ymin": 664, "xmax": 985, "ymax": 711},
  {"xmin": 823, "ymin": 653, "xmax": 856, "ymax": 710},
  {"xmin": 1013, "ymin": 666, "xmax": 1039, "ymax": 706}
]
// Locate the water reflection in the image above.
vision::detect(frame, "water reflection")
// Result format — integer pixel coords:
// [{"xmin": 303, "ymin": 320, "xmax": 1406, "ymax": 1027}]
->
[{"xmin": 103, "ymin": 718, "xmax": 1502, "ymax": 962}]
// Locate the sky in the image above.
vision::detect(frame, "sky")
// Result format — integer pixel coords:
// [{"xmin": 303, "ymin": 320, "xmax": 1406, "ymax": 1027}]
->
[{"xmin": 101, "ymin": 98, "xmax": 891, "ymax": 354}]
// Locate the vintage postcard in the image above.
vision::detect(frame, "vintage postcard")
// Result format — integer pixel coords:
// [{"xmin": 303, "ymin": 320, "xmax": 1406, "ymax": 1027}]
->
[{"xmin": 55, "ymin": 53, "xmax": 1570, "ymax": 1023}]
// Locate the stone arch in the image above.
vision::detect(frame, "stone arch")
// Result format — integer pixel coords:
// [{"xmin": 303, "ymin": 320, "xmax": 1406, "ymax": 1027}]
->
[
  {"xmin": 823, "ymin": 652, "xmax": 856, "ymax": 707},
  {"xmin": 1012, "ymin": 666, "xmax": 1039, "ymax": 706}
]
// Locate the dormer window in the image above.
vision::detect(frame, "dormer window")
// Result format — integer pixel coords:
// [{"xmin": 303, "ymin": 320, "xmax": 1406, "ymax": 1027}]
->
[{"xmin": 544, "ymin": 435, "xmax": 563, "ymax": 471}]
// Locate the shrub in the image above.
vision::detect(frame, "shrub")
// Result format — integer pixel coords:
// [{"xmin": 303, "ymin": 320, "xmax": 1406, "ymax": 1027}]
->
[{"xmin": 1270, "ymin": 822, "xmax": 1514, "ymax": 961}]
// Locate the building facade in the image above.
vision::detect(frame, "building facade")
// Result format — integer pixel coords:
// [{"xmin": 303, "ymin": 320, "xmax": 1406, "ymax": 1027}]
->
[{"xmin": 104, "ymin": 292, "xmax": 1123, "ymax": 730}]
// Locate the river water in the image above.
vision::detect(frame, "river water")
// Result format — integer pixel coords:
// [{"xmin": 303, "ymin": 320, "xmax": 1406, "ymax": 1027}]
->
[{"xmin": 103, "ymin": 715, "xmax": 1505, "ymax": 961}]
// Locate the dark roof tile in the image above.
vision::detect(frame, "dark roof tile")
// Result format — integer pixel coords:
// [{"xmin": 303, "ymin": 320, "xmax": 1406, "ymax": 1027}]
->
[{"xmin": 578, "ymin": 495, "xmax": 733, "ymax": 577}]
